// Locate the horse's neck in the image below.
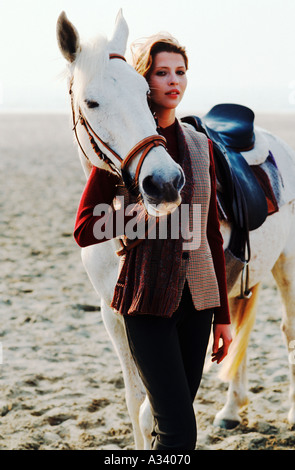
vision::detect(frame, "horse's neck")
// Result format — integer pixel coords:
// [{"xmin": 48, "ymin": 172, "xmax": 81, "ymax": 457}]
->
[{"xmin": 79, "ymin": 152, "xmax": 93, "ymax": 179}]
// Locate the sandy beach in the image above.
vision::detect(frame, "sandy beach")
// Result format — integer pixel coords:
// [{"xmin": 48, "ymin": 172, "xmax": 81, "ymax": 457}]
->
[{"xmin": 1, "ymin": 112, "xmax": 295, "ymax": 450}]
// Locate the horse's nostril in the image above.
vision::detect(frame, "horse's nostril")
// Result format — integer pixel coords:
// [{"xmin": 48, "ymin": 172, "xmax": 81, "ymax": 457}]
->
[
  {"xmin": 173, "ymin": 171, "xmax": 184, "ymax": 191},
  {"xmin": 142, "ymin": 172, "xmax": 183, "ymax": 203},
  {"xmin": 142, "ymin": 175, "xmax": 160, "ymax": 199}
]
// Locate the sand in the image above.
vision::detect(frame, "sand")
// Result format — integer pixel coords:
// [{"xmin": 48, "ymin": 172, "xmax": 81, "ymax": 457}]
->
[{"xmin": 1, "ymin": 112, "xmax": 295, "ymax": 450}]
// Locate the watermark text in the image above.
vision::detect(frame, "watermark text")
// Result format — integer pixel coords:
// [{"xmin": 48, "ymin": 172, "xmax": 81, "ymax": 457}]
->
[{"xmin": 92, "ymin": 198, "xmax": 202, "ymax": 251}]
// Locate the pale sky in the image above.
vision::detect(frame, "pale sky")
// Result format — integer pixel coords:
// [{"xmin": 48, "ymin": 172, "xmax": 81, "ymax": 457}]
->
[{"xmin": 1, "ymin": 0, "xmax": 295, "ymax": 113}]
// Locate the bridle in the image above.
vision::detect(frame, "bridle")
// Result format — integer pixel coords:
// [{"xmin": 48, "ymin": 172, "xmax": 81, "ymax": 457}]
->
[{"xmin": 69, "ymin": 53, "xmax": 167, "ymax": 185}]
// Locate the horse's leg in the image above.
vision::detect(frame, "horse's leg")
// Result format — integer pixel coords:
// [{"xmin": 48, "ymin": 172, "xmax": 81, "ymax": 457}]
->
[
  {"xmin": 80, "ymin": 245, "xmax": 153, "ymax": 447},
  {"xmin": 100, "ymin": 300, "xmax": 150, "ymax": 449},
  {"xmin": 214, "ymin": 287, "xmax": 260, "ymax": 429},
  {"xmin": 139, "ymin": 395, "xmax": 153, "ymax": 450},
  {"xmin": 214, "ymin": 354, "xmax": 248, "ymax": 429},
  {"xmin": 272, "ymin": 243, "xmax": 295, "ymax": 426}
]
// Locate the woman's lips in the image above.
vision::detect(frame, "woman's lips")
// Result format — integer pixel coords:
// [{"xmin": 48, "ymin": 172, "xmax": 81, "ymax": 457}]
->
[
  {"xmin": 165, "ymin": 89, "xmax": 180, "ymax": 96},
  {"xmin": 165, "ymin": 89, "xmax": 180, "ymax": 99}
]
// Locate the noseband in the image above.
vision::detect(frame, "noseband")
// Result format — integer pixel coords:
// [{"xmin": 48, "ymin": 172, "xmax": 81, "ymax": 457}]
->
[{"xmin": 70, "ymin": 53, "xmax": 167, "ymax": 185}]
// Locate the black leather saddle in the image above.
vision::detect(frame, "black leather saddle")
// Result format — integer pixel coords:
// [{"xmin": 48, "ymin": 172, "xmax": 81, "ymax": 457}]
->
[
  {"xmin": 201, "ymin": 103, "xmax": 255, "ymax": 150},
  {"xmin": 181, "ymin": 103, "xmax": 268, "ymax": 269}
]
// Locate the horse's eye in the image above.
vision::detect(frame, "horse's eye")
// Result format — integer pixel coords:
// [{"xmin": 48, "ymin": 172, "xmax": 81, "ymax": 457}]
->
[{"xmin": 85, "ymin": 99, "xmax": 99, "ymax": 109}]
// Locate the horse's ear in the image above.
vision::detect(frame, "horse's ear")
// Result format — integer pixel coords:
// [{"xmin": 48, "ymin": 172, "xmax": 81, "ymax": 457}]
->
[
  {"xmin": 56, "ymin": 11, "xmax": 81, "ymax": 63},
  {"xmin": 109, "ymin": 9, "xmax": 129, "ymax": 55}
]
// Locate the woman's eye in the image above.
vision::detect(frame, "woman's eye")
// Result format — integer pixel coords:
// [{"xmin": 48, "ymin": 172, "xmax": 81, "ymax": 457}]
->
[
  {"xmin": 155, "ymin": 70, "xmax": 185, "ymax": 77},
  {"xmin": 85, "ymin": 99, "xmax": 99, "ymax": 109}
]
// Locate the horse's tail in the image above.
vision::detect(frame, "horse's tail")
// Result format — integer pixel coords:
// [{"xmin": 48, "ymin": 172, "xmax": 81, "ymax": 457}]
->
[{"xmin": 219, "ymin": 283, "xmax": 261, "ymax": 382}]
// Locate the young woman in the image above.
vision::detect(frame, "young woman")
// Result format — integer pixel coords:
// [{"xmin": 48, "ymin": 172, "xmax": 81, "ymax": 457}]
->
[{"xmin": 74, "ymin": 33, "xmax": 232, "ymax": 450}]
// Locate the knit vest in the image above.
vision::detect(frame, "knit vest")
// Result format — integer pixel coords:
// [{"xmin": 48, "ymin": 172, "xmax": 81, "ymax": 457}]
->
[{"xmin": 176, "ymin": 124, "xmax": 220, "ymax": 311}]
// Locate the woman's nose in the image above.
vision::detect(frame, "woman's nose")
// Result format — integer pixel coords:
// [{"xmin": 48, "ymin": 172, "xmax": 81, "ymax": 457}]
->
[{"xmin": 169, "ymin": 73, "xmax": 179, "ymax": 85}]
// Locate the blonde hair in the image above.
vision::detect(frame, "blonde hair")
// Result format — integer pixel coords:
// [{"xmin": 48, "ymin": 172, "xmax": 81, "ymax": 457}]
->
[{"xmin": 131, "ymin": 32, "xmax": 188, "ymax": 80}]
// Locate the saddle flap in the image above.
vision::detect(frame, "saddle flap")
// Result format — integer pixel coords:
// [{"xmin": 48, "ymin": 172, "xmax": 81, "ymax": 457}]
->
[
  {"xmin": 181, "ymin": 110, "xmax": 268, "ymax": 232},
  {"xmin": 202, "ymin": 103, "xmax": 255, "ymax": 150}
]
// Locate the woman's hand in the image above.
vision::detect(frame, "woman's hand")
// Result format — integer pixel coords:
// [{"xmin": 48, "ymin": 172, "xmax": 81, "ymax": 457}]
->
[{"xmin": 212, "ymin": 324, "xmax": 232, "ymax": 364}]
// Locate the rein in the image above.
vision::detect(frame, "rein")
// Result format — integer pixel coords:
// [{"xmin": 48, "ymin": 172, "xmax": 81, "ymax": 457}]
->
[{"xmin": 70, "ymin": 53, "xmax": 167, "ymax": 184}]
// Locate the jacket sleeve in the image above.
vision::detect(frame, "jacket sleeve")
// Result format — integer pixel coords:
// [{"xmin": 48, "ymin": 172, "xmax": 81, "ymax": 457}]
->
[
  {"xmin": 74, "ymin": 166, "xmax": 121, "ymax": 247},
  {"xmin": 207, "ymin": 139, "xmax": 231, "ymax": 324}
]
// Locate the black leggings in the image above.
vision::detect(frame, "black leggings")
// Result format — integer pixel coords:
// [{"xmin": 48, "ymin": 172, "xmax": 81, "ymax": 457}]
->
[{"xmin": 124, "ymin": 282, "xmax": 213, "ymax": 450}]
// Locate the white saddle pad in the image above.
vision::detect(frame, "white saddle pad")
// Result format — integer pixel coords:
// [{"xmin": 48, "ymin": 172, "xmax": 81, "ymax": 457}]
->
[{"xmin": 241, "ymin": 126, "xmax": 270, "ymax": 165}]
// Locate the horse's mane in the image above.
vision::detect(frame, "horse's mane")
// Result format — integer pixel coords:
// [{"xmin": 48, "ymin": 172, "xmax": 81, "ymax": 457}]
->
[{"xmin": 72, "ymin": 35, "xmax": 109, "ymax": 104}]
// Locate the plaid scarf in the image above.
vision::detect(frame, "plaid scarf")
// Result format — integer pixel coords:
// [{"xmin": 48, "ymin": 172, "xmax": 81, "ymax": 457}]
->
[{"xmin": 111, "ymin": 122, "xmax": 194, "ymax": 317}]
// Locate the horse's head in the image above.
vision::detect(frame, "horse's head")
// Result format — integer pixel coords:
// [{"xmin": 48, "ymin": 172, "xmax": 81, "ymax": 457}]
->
[{"xmin": 57, "ymin": 10, "xmax": 185, "ymax": 217}]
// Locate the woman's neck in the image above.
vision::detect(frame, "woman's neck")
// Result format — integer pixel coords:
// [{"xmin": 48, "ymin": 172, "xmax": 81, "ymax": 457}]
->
[{"xmin": 153, "ymin": 107, "xmax": 176, "ymax": 128}]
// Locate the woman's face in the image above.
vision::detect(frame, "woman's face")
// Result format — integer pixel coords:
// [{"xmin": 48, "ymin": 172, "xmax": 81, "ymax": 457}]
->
[{"xmin": 148, "ymin": 51, "xmax": 187, "ymax": 112}]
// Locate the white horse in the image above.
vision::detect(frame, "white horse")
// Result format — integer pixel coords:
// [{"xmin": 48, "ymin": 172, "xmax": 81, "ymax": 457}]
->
[{"xmin": 57, "ymin": 11, "xmax": 295, "ymax": 449}]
